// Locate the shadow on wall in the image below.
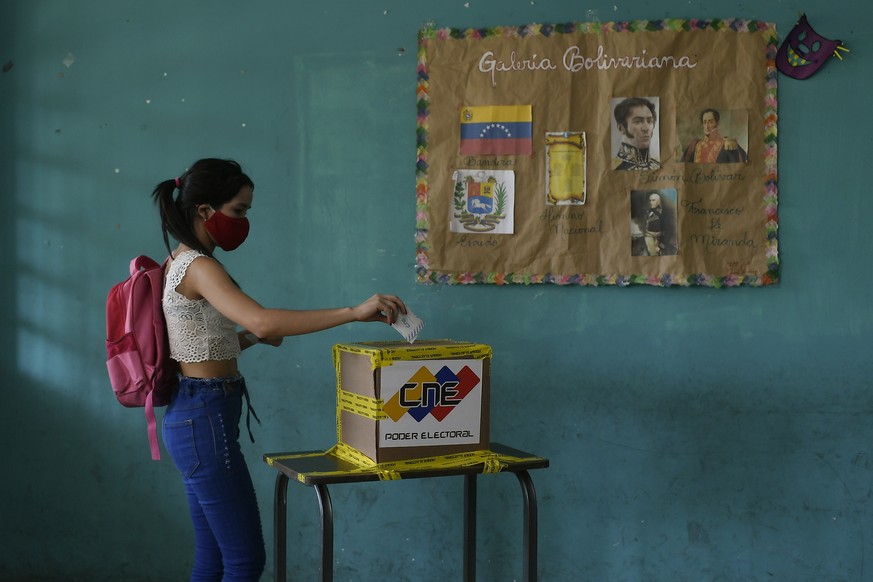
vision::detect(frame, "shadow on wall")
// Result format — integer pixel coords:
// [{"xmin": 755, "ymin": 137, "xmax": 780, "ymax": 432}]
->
[
  {"xmin": 3, "ymin": 364, "xmax": 196, "ymax": 580},
  {"xmin": 2, "ymin": 157, "xmax": 195, "ymax": 578}
]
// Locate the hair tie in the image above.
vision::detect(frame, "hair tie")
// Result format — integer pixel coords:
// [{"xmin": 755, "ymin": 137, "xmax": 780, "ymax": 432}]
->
[{"xmin": 174, "ymin": 177, "xmax": 181, "ymax": 189}]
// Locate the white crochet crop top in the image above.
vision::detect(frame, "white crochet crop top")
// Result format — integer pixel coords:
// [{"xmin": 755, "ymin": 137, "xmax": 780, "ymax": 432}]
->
[{"xmin": 163, "ymin": 250, "xmax": 241, "ymax": 363}]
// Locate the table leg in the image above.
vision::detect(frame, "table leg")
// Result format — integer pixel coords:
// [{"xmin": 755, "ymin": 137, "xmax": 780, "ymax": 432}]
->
[
  {"xmin": 274, "ymin": 472, "xmax": 289, "ymax": 582},
  {"xmin": 463, "ymin": 473, "xmax": 477, "ymax": 582},
  {"xmin": 314, "ymin": 484, "xmax": 334, "ymax": 582},
  {"xmin": 515, "ymin": 470, "xmax": 538, "ymax": 582}
]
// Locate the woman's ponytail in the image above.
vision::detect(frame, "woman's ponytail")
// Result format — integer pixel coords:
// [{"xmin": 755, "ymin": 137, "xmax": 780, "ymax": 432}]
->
[{"xmin": 151, "ymin": 176, "xmax": 211, "ymax": 258}]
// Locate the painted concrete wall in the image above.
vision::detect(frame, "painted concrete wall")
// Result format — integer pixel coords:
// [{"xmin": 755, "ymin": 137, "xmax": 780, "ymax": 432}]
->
[{"xmin": 2, "ymin": 1, "xmax": 870, "ymax": 580}]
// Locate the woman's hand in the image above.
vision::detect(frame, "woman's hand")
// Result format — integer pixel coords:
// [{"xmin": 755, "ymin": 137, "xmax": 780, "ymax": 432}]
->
[{"xmin": 352, "ymin": 294, "xmax": 407, "ymax": 325}]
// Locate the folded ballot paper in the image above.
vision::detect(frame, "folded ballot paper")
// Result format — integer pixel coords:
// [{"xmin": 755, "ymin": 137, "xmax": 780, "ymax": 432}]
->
[{"xmin": 391, "ymin": 309, "xmax": 424, "ymax": 343}]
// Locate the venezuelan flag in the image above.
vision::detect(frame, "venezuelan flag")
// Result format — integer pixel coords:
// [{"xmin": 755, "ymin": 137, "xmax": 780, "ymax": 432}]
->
[{"xmin": 459, "ymin": 105, "xmax": 533, "ymax": 156}]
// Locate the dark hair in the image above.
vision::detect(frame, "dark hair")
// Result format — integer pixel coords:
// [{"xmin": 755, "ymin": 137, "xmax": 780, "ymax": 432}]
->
[
  {"xmin": 151, "ymin": 158, "xmax": 254, "ymax": 257},
  {"xmin": 613, "ymin": 97, "xmax": 657, "ymax": 129},
  {"xmin": 700, "ymin": 108, "xmax": 721, "ymax": 123}
]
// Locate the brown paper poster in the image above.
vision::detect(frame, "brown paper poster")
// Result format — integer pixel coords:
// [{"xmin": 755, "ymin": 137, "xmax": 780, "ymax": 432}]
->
[{"xmin": 415, "ymin": 19, "xmax": 779, "ymax": 287}]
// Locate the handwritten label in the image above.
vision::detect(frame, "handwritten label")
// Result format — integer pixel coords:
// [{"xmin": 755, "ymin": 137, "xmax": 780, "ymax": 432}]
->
[
  {"xmin": 456, "ymin": 235, "xmax": 501, "ymax": 248},
  {"xmin": 539, "ymin": 208, "xmax": 605, "ymax": 237},
  {"xmin": 681, "ymin": 196, "xmax": 756, "ymax": 253},
  {"xmin": 462, "ymin": 157, "xmax": 515, "ymax": 168},
  {"xmin": 479, "ymin": 46, "xmax": 698, "ymax": 87},
  {"xmin": 726, "ymin": 259, "xmax": 756, "ymax": 276},
  {"xmin": 687, "ymin": 232, "xmax": 756, "ymax": 253},
  {"xmin": 641, "ymin": 169, "xmax": 746, "ymax": 185},
  {"xmin": 681, "ymin": 197, "xmax": 745, "ymax": 217},
  {"xmin": 540, "ymin": 208, "xmax": 587, "ymax": 223},
  {"xmin": 550, "ymin": 221, "xmax": 605, "ymax": 236}
]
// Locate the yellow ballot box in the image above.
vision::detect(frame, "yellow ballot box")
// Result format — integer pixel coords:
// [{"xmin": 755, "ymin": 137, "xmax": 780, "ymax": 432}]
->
[{"xmin": 333, "ymin": 340, "xmax": 491, "ymax": 464}]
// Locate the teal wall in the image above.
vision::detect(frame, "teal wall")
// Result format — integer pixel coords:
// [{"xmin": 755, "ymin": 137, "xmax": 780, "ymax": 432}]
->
[{"xmin": 2, "ymin": 1, "xmax": 871, "ymax": 580}]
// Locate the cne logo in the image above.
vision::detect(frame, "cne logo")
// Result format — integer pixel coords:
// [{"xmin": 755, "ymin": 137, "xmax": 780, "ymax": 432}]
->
[{"xmin": 383, "ymin": 365, "xmax": 481, "ymax": 423}]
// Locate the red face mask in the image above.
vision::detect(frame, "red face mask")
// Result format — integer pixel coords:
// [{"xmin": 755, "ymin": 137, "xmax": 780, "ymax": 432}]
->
[{"xmin": 204, "ymin": 209, "xmax": 250, "ymax": 251}]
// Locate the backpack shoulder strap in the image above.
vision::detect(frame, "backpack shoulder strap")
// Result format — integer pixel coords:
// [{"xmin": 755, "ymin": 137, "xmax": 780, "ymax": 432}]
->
[{"xmin": 130, "ymin": 255, "xmax": 161, "ymax": 275}]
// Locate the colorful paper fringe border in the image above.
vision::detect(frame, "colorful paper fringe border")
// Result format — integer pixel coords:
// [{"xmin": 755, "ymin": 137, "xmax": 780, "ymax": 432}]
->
[{"xmin": 415, "ymin": 19, "xmax": 779, "ymax": 288}]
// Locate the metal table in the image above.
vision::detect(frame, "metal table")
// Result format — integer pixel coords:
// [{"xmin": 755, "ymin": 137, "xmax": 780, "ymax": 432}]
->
[{"xmin": 264, "ymin": 442, "xmax": 549, "ymax": 581}]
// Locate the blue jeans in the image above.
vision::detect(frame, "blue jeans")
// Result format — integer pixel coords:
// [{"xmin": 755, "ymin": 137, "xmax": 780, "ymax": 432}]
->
[{"xmin": 163, "ymin": 374, "xmax": 265, "ymax": 582}]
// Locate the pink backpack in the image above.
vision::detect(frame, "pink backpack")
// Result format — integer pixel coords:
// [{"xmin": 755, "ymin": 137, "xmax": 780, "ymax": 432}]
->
[{"xmin": 105, "ymin": 255, "xmax": 177, "ymax": 460}]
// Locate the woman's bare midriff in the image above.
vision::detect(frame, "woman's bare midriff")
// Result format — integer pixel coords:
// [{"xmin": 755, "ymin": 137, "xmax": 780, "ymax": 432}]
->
[{"xmin": 178, "ymin": 359, "xmax": 239, "ymax": 379}]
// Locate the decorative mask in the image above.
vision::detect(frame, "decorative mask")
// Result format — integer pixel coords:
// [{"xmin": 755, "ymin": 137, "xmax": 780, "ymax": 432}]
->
[{"xmin": 777, "ymin": 14, "xmax": 847, "ymax": 80}]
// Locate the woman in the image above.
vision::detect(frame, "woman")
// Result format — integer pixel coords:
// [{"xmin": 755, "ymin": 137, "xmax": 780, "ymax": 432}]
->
[{"xmin": 152, "ymin": 158, "xmax": 405, "ymax": 581}]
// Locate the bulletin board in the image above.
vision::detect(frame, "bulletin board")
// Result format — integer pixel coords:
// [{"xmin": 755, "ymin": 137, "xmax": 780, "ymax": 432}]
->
[{"xmin": 414, "ymin": 19, "xmax": 779, "ymax": 287}]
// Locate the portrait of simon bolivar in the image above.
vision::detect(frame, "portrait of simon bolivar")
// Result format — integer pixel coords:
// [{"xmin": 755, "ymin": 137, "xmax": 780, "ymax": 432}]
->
[{"xmin": 679, "ymin": 108, "xmax": 749, "ymax": 164}]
